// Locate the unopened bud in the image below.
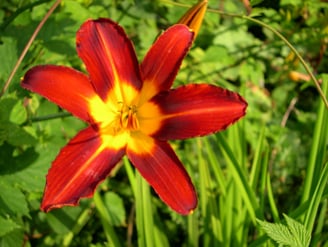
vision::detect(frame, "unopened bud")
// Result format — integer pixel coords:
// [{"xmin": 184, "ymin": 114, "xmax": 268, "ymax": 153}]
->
[{"xmin": 178, "ymin": 0, "xmax": 208, "ymax": 39}]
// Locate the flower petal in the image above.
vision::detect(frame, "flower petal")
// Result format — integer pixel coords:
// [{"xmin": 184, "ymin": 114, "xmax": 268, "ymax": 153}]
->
[
  {"xmin": 41, "ymin": 126, "xmax": 126, "ymax": 212},
  {"xmin": 139, "ymin": 24, "xmax": 194, "ymax": 104},
  {"xmin": 178, "ymin": 0, "xmax": 208, "ymax": 39},
  {"xmin": 21, "ymin": 65, "xmax": 99, "ymax": 122},
  {"xmin": 76, "ymin": 18, "xmax": 142, "ymax": 103},
  {"xmin": 141, "ymin": 84, "xmax": 247, "ymax": 140},
  {"xmin": 127, "ymin": 132, "xmax": 197, "ymax": 215}
]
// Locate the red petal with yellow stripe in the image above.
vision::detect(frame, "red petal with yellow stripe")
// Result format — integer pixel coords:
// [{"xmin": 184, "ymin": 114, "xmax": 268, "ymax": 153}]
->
[
  {"xmin": 127, "ymin": 132, "xmax": 197, "ymax": 215},
  {"xmin": 76, "ymin": 18, "xmax": 142, "ymax": 102},
  {"xmin": 41, "ymin": 126, "xmax": 126, "ymax": 212},
  {"xmin": 139, "ymin": 25, "xmax": 194, "ymax": 103},
  {"xmin": 149, "ymin": 84, "xmax": 247, "ymax": 140},
  {"xmin": 21, "ymin": 65, "xmax": 99, "ymax": 123}
]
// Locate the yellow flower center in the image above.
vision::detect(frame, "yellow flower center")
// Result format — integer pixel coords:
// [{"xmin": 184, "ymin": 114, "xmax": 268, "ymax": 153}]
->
[{"xmin": 88, "ymin": 83, "xmax": 162, "ymax": 138}]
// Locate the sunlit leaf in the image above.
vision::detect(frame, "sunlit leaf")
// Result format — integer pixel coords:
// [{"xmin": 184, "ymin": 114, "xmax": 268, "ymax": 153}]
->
[
  {"xmin": 0, "ymin": 97, "xmax": 16, "ymax": 122},
  {"xmin": 284, "ymin": 214, "xmax": 311, "ymax": 247},
  {"xmin": 257, "ymin": 215, "xmax": 311, "ymax": 247},
  {"xmin": 0, "ymin": 37, "xmax": 17, "ymax": 87},
  {"xmin": 0, "ymin": 182, "xmax": 29, "ymax": 216},
  {"xmin": 9, "ymin": 100, "xmax": 27, "ymax": 125}
]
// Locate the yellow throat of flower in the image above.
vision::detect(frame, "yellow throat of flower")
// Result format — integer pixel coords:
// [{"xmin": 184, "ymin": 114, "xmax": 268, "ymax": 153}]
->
[{"xmin": 88, "ymin": 83, "xmax": 162, "ymax": 138}]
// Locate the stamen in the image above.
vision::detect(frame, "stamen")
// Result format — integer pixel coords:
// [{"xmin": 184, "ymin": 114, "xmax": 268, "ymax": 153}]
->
[{"xmin": 118, "ymin": 103, "xmax": 139, "ymax": 130}]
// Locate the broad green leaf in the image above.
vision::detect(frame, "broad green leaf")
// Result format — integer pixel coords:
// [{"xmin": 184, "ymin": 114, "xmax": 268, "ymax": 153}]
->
[
  {"xmin": 0, "ymin": 144, "xmax": 37, "ymax": 176},
  {"xmin": 0, "ymin": 122, "xmax": 36, "ymax": 146},
  {"xmin": 258, "ymin": 220, "xmax": 294, "ymax": 246},
  {"xmin": 0, "ymin": 216, "xmax": 21, "ymax": 237},
  {"xmin": 0, "ymin": 142, "xmax": 54, "ymax": 192},
  {"xmin": 0, "ymin": 37, "xmax": 17, "ymax": 88},
  {"xmin": 202, "ymin": 45, "xmax": 234, "ymax": 65},
  {"xmin": 213, "ymin": 26, "xmax": 260, "ymax": 53},
  {"xmin": 284, "ymin": 214, "xmax": 311, "ymax": 247},
  {"xmin": 24, "ymin": 94, "xmax": 40, "ymax": 115},
  {"xmin": 0, "ymin": 227, "xmax": 24, "ymax": 247},
  {"xmin": 0, "ymin": 97, "xmax": 17, "ymax": 122},
  {"xmin": 9, "ymin": 100, "xmax": 27, "ymax": 125},
  {"xmin": 258, "ymin": 216, "xmax": 311, "ymax": 247},
  {"xmin": 239, "ymin": 57, "xmax": 265, "ymax": 85},
  {"xmin": 103, "ymin": 192, "xmax": 126, "ymax": 227},
  {"xmin": 0, "ymin": 182, "xmax": 29, "ymax": 216}
]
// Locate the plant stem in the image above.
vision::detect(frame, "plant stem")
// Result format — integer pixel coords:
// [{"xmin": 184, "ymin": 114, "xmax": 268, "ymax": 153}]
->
[
  {"xmin": 62, "ymin": 207, "xmax": 93, "ymax": 246},
  {"xmin": 29, "ymin": 112, "xmax": 71, "ymax": 122}
]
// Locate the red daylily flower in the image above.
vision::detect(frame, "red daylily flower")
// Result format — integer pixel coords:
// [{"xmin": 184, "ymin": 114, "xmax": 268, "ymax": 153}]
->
[{"xmin": 21, "ymin": 18, "xmax": 247, "ymax": 215}]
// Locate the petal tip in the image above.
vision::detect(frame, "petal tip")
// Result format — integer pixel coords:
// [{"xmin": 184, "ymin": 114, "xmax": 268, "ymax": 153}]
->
[
  {"xmin": 40, "ymin": 198, "xmax": 83, "ymax": 213},
  {"xmin": 174, "ymin": 196, "xmax": 198, "ymax": 215}
]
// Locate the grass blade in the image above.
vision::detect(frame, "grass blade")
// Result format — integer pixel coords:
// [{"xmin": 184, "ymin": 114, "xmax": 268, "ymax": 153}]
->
[
  {"xmin": 215, "ymin": 132, "xmax": 260, "ymax": 223},
  {"xmin": 94, "ymin": 191, "xmax": 121, "ymax": 247},
  {"xmin": 301, "ymin": 78, "xmax": 328, "ymax": 205},
  {"xmin": 303, "ymin": 162, "xmax": 328, "ymax": 233}
]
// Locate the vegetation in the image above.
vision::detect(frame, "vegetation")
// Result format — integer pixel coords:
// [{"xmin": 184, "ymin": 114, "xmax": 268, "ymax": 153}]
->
[{"xmin": 0, "ymin": 0, "xmax": 327, "ymax": 246}]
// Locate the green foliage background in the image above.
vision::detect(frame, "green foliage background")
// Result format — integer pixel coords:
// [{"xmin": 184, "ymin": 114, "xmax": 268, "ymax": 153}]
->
[{"xmin": 0, "ymin": 0, "xmax": 327, "ymax": 246}]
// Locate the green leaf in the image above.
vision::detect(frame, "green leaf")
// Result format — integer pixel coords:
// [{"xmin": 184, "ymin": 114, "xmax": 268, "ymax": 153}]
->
[
  {"xmin": 25, "ymin": 94, "xmax": 40, "ymax": 115},
  {"xmin": 0, "ymin": 182, "xmax": 29, "ymax": 216},
  {"xmin": 0, "ymin": 97, "xmax": 16, "ymax": 122},
  {"xmin": 281, "ymin": 0, "xmax": 303, "ymax": 6},
  {"xmin": 0, "ymin": 144, "xmax": 37, "ymax": 175},
  {"xmin": 0, "ymin": 122, "xmax": 37, "ymax": 146},
  {"xmin": 46, "ymin": 207, "xmax": 84, "ymax": 235},
  {"xmin": 257, "ymin": 215, "xmax": 311, "ymax": 247},
  {"xmin": 202, "ymin": 46, "xmax": 231, "ymax": 63},
  {"xmin": 9, "ymin": 100, "xmax": 27, "ymax": 125},
  {"xmin": 258, "ymin": 220, "xmax": 295, "ymax": 246},
  {"xmin": 0, "ymin": 216, "xmax": 21, "ymax": 237},
  {"xmin": 284, "ymin": 214, "xmax": 311, "ymax": 247},
  {"xmin": 103, "ymin": 192, "xmax": 126, "ymax": 227},
  {"xmin": 239, "ymin": 57, "xmax": 265, "ymax": 85},
  {"xmin": 0, "ymin": 37, "xmax": 17, "ymax": 87},
  {"xmin": 0, "ymin": 227, "xmax": 24, "ymax": 247},
  {"xmin": 0, "ymin": 141, "xmax": 54, "ymax": 192},
  {"xmin": 250, "ymin": 0, "xmax": 264, "ymax": 6}
]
